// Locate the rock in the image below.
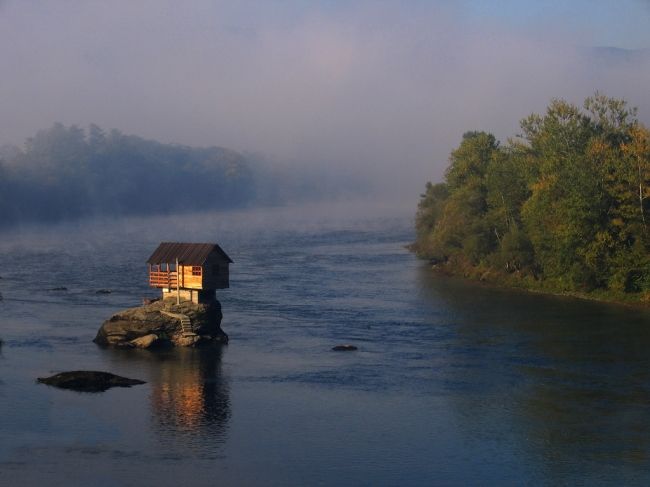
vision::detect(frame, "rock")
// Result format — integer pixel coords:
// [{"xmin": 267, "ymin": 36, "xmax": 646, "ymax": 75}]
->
[
  {"xmin": 130, "ymin": 333, "xmax": 160, "ymax": 349},
  {"xmin": 37, "ymin": 371, "xmax": 145, "ymax": 392},
  {"xmin": 332, "ymin": 344, "xmax": 358, "ymax": 352},
  {"xmin": 96, "ymin": 289, "xmax": 112, "ymax": 294},
  {"xmin": 94, "ymin": 298, "xmax": 228, "ymax": 348},
  {"xmin": 175, "ymin": 335, "xmax": 201, "ymax": 347}
]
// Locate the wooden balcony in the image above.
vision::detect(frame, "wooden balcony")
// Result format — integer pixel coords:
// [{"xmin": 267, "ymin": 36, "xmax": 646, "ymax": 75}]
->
[{"xmin": 149, "ymin": 271, "xmax": 178, "ymax": 288}]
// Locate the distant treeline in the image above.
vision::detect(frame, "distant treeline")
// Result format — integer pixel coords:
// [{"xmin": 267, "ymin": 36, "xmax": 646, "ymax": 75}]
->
[
  {"xmin": 0, "ymin": 124, "xmax": 361, "ymax": 229},
  {"xmin": 414, "ymin": 94, "xmax": 650, "ymax": 301},
  {"xmin": 0, "ymin": 123, "xmax": 255, "ymax": 226}
]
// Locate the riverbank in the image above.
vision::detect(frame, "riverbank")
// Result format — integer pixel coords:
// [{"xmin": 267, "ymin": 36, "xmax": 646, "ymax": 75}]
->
[{"xmin": 421, "ymin": 256, "xmax": 650, "ymax": 309}]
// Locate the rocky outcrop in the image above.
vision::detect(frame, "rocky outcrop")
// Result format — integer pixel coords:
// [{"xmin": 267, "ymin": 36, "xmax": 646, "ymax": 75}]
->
[
  {"xmin": 94, "ymin": 298, "xmax": 228, "ymax": 348},
  {"xmin": 37, "ymin": 371, "xmax": 145, "ymax": 392}
]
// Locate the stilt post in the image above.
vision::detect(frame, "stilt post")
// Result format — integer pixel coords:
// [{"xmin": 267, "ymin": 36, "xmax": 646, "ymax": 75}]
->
[{"xmin": 176, "ymin": 257, "xmax": 180, "ymax": 305}]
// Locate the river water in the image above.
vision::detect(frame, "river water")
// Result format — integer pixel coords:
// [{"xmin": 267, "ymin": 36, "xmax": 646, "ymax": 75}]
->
[{"xmin": 1, "ymin": 202, "xmax": 650, "ymax": 486}]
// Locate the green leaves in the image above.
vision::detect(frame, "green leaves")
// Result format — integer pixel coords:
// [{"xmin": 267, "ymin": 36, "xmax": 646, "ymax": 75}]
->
[{"xmin": 414, "ymin": 93, "xmax": 650, "ymax": 298}]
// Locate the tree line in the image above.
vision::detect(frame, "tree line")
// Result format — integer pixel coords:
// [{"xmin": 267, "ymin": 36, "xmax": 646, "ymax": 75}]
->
[
  {"xmin": 414, "ymin": 94, "xmax": 650, "ymax": 301},
  {"xmin": 0, "ymin": 123, "xmax": 257, "ymax": 227},
  {"xmin": 0, "ymin": 123, "xmax": 367, "ymax": 229}
]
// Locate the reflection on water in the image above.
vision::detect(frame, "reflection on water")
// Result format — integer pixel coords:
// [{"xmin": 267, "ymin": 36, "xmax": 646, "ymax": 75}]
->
[
  {"xmin": 108, "ymin": 347, "xmax": 230, "ymax": 453},
  {"xmin": 419, "ymin": 267, "xmax": 650, "ymax": 479}
]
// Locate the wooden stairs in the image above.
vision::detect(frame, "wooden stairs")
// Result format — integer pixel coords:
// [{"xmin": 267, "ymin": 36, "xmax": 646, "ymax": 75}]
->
[{"xmin": 161, "ymin": 310, "xmax": 196, "ymax": 336}]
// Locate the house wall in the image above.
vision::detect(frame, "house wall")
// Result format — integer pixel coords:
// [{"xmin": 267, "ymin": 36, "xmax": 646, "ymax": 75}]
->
[
  {"xmin": 162, "ymin": 288, "xmax": 195, "ymax": 302},
  {"xmin": 202, "ymin": 253, "xmax": 230, "ymax": 289},
  {"xmin": 178, "ymin": 265, "xmax": 203, "ymax": 290},
  {"xmin": 151, "ymin": 250, "xmax": 230, "ymax": 293},
  {"xmin": 161, "ymin": 287, "xmax": 215, "ymax": 304}
]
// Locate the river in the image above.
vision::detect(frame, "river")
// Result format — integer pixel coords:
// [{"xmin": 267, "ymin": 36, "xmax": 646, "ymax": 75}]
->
[{"xmin": 1, "ymin": 201, "xmax": 650, "ymax": 486}]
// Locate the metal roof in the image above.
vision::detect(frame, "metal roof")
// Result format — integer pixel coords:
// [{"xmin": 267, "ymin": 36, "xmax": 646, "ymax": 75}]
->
[{"xmin": 146, "ymin": 242, "xmax": 233, "ymax": 265}]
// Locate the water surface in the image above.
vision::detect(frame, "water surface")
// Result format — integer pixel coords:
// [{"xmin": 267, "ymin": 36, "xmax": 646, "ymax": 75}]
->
[{"xmin": 1, "ymin": 202, "xmax": 650, "ymax": 486}]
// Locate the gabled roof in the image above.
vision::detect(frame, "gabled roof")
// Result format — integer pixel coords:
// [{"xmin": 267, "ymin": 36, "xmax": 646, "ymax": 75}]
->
[{"xmin": 147, "ymin": 242, "xmax": 233, "ymax": 265}]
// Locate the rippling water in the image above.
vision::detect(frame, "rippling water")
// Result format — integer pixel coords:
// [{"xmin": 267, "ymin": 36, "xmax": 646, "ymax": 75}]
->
[{"xmin": 1, "ymin": 202, "xmax": 650, "ymax": 486}]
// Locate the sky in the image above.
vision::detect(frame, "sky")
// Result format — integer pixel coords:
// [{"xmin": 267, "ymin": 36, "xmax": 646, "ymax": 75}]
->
[{"xmin": 1, "ymin": 0, "xmax": 649, "ymax": 196}]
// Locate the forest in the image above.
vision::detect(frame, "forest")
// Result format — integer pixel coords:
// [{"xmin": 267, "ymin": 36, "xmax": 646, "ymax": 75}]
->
[
  {"xmin": 413, "ymin": 94, "xmax": 650, "ymax": 302},
  {"xmin": 0, "ymin": 124, "xmax": 360, "ymax": 229},
  {"xmin": 0, "ymin": 124, "xmax": 255, "ymax": 227}
]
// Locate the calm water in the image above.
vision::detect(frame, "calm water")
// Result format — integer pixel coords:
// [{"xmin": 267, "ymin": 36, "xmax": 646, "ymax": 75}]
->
[{"xmin": 2, "ymin": 202, "xmax": 650, "ymax": 486}]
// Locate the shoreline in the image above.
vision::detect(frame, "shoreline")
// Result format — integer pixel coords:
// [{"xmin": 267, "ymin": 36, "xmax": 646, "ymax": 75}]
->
[{"xmin": 423, "ymin": 261, "xmax": 650, "ymax": 311}]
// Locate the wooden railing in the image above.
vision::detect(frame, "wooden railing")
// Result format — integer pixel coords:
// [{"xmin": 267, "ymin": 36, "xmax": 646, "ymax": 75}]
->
[{"xmin": 149, "ymin": 271, "xmax": 178, "ymax": 288}]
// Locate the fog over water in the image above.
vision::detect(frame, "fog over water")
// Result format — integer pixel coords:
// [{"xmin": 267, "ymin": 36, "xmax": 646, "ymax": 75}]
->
[{"xmin": 1, "ymin": 1, "xmax": 649, "ymax": 198}]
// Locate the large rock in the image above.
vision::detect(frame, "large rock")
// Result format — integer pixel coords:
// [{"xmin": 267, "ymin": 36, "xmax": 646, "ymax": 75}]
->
[
  {"xmin": 94, "ymin": 298, "xmax": 228, "ymax": 348},
  {"xmin": 37, "ymin": 371, "xmax": 145, "ymax": 392}
]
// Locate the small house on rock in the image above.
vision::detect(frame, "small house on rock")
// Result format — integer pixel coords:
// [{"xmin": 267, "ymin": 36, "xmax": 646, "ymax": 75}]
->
[{"xmin": 147, "ymin": 242, "xmax": 232, "ymax": 304}]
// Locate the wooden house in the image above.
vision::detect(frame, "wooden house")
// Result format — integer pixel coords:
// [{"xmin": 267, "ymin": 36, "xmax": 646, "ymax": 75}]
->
[{"xmin": 147, "ymin": 242, "xmax": 233, "ymax": 304}]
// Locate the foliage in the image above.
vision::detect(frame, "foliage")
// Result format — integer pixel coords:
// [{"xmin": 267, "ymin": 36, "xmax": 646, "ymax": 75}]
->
[
  {"xmin": 0, "ymin": 123, "xmax": 257, "ymax": 226},
  {"xmin": 414, "ymin": 93, "xmax": 650, "ymax": 300}
]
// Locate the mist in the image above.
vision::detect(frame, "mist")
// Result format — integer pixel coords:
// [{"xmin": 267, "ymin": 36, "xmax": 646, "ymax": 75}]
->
[{"xmin": 1, "ymin": 0, "xmax": 649, "ymax": 200}]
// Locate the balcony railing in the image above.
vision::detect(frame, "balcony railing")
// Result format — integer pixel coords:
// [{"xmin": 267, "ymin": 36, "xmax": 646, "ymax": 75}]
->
[{"xmin": 149, "ymin": 271, "xmax": 178, "ymax": 288}]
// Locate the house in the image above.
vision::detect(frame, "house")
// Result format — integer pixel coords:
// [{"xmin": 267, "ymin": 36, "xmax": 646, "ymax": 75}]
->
[{"xmin": 147, "ymin": 242, "xmax": 233, "ymax": 304}]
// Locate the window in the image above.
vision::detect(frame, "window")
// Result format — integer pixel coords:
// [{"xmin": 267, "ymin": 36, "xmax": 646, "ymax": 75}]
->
[
  {"xmin": 212, "ymin": 264, "xmax": 220, "ymax": 276},
  {"xmin": 192, "ymin": 266, "xmax": 202, "ymax": 276}
]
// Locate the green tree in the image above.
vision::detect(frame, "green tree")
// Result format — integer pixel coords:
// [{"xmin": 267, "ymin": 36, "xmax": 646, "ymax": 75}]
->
[
  {"xmin": 414, "ymin": 93, "xmax": 650, "ymax": 300},
  {"xmin": 417, "ymin": 131, "xmax": 500, "ymax": 263}
]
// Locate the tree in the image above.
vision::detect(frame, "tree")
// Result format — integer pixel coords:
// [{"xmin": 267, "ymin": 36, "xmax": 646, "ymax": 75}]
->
[{"xmin": 413, "ymin": 93, "xmax": 650, "ymax": 299}]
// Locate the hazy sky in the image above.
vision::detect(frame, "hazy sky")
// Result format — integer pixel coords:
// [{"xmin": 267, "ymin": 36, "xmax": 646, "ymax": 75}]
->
[{"xmin": 1, "ymin": 0, "xmax": 649, "ymax": 195}]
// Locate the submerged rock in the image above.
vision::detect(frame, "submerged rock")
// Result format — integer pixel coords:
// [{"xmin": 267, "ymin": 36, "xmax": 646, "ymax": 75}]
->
[
  {"xmin": 332, "ymin": 344, "xmax": 358, "ymax": 352},
  {"xmin": 37, "ymin": 371, "xmax": 145, "ymax": 392},
  {"xmin": 94, "ymin": 298, "xmax": 228, "ymax": 348}
]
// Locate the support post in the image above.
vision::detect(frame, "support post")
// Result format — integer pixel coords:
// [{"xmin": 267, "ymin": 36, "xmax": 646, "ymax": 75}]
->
[{"xmin": 176, "ymin": 257, "xmax": 180, "ymax": 305}]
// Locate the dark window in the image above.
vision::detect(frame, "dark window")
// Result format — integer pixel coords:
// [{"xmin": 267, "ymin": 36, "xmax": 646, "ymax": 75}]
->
[
  {"xmin": 212, "ymin": 264, "xmax": 220, "ymax": 276},
  {"xmin": 192, "ymin": 266, "xmax": 202, "ymax": 276}
]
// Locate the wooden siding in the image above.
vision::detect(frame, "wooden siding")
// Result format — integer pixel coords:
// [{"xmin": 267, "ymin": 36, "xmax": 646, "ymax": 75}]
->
[
  {"xmin": 149, "ymin": 259, "xmax": 229, "ymax": 291},
  {"xmin": 178, "ymin": 265, "xmax": 203, "ymax": 290},
  {"xmin": 202, "ymin": 253, "xmax": 230, "ymax": 289}
]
